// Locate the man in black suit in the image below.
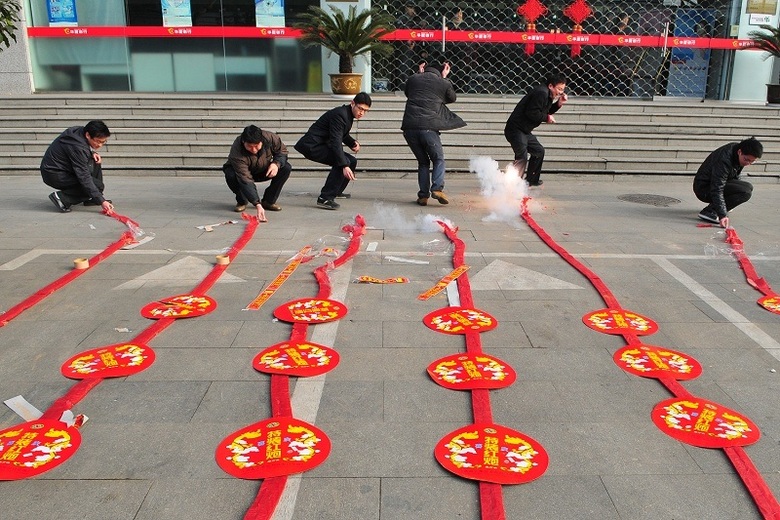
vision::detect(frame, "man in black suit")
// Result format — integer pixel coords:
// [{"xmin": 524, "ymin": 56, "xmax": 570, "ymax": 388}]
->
[
  {"xmin": 504, "ymin": 73, "xmax": 568, "ymax": 186},
  {"xmin": 294, "ymin": 92, "xmax": 372, "ymax": 210}
]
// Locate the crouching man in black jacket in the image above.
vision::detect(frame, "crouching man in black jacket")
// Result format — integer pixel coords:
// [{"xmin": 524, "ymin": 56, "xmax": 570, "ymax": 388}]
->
[
  {"xmin": 41, "ymin": 120, "xmax": 114, "ymax": 215},
  {"xmin": 694, "ymin": 137, "xmax": 763, "ymax": 228},
  {"xmin": 295, "ymin": 92, "xmax": 372, "ymax": 210}
]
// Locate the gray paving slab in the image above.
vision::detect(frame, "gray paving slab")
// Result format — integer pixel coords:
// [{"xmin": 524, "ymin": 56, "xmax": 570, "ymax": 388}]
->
[{"xmin": 1, "ymin": 173, "xmax": 780, "ymax": 520}]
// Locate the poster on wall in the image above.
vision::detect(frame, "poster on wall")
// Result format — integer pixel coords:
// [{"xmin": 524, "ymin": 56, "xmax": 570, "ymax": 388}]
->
[
  {"xmin": 162, "ymin": 0, "xmax": 193, "ymax": 27},
  {"xmin": 256, "ymin": 0, "xmax": 286, "ymax": 27},
  {"xmin": 47, "ymin": 0, "xmax": 78, "ymax": 27},
  {"xmin": 747, "ymin": 0, "xmax": 778, "ymax": 15},
  {"xmin": 666, "ymin": 9, "xmax": 715, "ymax": 98}
]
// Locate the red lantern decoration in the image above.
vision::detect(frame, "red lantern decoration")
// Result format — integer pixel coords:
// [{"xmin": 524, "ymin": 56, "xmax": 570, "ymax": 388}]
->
[
  {"xmin": 563, "ymin": 0, "xmax": 593, "ymax": 57},
  {"xmin": 516, "ymin": 0, "xmax": 548, "ymax": 55}
]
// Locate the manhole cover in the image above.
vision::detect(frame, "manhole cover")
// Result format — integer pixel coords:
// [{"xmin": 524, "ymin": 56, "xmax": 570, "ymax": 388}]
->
[{"xmin": 617, "ymin": 194, "xmax": 682, "ymax": 207}]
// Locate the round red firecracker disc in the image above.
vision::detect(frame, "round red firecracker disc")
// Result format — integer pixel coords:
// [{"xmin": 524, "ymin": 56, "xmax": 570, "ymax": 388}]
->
[
  {"xmin": 427, "ymin": 353, "xmax": 516, "ymax": 390},
  {"xmin": 652, "ymin": 396, "xmax": 760, "ymax": 448},
  {"xmin": 0, "ymin": 419, "xmax": 82, "ymax": 481},
  {"xmin": 613, "ymin": 344, "xmax": 702, "ymax": 381},
  {"xmin": 253, "ymin": 341, "xmax": 340, "ymax": 377},
  {"xmin": 423, "ymin": 307, "xmax": 498, "ymax": 335},
  {"xmin": 215, "ymin": 416, "xmax": 331, "ymax": 479},
  {"xmin": 758, "ymin": 295, "xmax": 780, "ymax": 315},
  {"xmin": 61, "ymin": 342, "xmax": 156, "ymax": 379},
  {"xmin": 141, "ymin": 294, "xmax": 216, "ymax": 319},
  {"xmin": 273, "ymin": 298, "xmax": 348, "ymax": 324},
  {"xmin": 582, "ymin": 308, "xmax": 658, "ymax": 336},
  {"xmin": 434, "ymin": 423, "xmax": 548, "ymax": 485}
]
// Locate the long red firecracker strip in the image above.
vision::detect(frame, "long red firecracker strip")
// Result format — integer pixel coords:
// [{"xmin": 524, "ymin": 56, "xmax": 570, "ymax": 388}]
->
[
  {"xmin": 437, "ymin": 221, "xmax": 506, "ymax": 520},
  {"xmin": 41, "ymin": 214, "xmax": 259, "ymax": 421},
  {"xmin": 519, "ymin": 199, "xmax": 780, "ymax": 519},
  {"xmin": 0, "ymin": 210, "xmax": 145, "ymax": 327},
  {"xmin": 243, "ymin": 216, "xmax": 366, "ymax": 520},
  {"xmin": 725, "ymin": 228, "xmax": 775, "ymax": 297},
  {"xmin": 0, "ymin": 225, "xmax": 140, "ymax": 330}
]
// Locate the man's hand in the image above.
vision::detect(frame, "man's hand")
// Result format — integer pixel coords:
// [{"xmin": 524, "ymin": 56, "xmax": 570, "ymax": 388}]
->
[
  {"xmin": 720, "ymin": 216, "xmax": 730, "ymax": 229},
  {"xmin": 442, "ymin": 62, "xmax": 451, "ymax": 78},
  {"xmin": 558, "ymin": 93, "xmax": 568, "ymax": 105},
  {"xmin": 93, "ymin": 152, "xmax": 102, "ymax": 164},
  {"xmin": 351, "ymin": 141, "xmax": 361, "ymax": 153},
  {"xmin": 266, "ymin": 163, "xmax": 279, "ymax": 178},
  {"xmin": 343, "ymin": 166, "xmax": 356, "ymax": 181},
  {"xmin": 547, "ymin": 115, "xmax": 556, "ymax": 124},
  {"xmin": 256, "ymin": 204, "xmax": 267, "ymax": 222},
  {"xmin": 101, "ymin": 200, "xmax": 114, "ymax": 215}
]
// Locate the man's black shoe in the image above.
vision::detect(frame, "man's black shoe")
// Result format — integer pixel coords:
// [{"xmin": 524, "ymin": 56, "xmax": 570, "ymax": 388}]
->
[
  {"xmin": 528, "ymin": 179, "xmax": 544, "ymax": 187},
  {"xmin": 316, "ymin": 197, "xmax": 339, "ymax": 210},
  {"xmin": 48, "ymin": 192, "xmax": 71, "ymax": 213},
  {"xmin": 698, "ymin": 207, "xmax": 720, "ymax": 224},
  {"xmin": 335, "ymin": 193, "xmax": 351, "ymax": 199}
]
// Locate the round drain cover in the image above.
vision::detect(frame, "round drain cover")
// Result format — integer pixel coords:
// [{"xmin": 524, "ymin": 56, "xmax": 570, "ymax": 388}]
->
[{"xmin": 617, "ymin": 194, "xmax": 682, "ymax": 207}]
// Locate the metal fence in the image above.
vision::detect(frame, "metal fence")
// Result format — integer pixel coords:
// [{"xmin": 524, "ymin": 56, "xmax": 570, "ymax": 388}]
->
[{"xmin": 373, "ymin": 0, "xmax": 735, "ymax": 99}]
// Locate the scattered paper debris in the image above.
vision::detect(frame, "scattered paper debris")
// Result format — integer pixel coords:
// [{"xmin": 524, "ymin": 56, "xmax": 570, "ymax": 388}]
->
[
  {"xmin": 4, "ymin": 395, "xmax": 43, "ymax": 421},
  {"xmin": 196, "ymin": 220, "xmax": 239, "ymax": 231},
  {"xmin": 385, "ymin": 255, "xmax": 429, "ymax": 265},
  {"xmin": 60, "ymin": 410, "xmax": 89, "ymax": 428}
]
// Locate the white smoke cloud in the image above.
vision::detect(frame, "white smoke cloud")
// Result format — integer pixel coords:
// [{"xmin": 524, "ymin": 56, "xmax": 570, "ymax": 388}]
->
[
  {"xmin": 469, "ymin": 156, "xmax": 528, "ymax": 223},
  {"xmin": 369, "ymin": 201, "xmax": 454, "ymax": 236}
]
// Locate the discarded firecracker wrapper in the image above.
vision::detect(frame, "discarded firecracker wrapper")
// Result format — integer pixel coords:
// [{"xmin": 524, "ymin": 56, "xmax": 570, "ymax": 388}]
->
[{"xmin": 354, "ymin": 276, "xmax": 409, "ymax": 284}]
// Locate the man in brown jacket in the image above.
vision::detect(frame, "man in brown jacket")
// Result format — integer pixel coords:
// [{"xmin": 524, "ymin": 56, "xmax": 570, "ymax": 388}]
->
[{"xmin": 223, "ymin": 125, "xmax": 291, "ymax": 221}]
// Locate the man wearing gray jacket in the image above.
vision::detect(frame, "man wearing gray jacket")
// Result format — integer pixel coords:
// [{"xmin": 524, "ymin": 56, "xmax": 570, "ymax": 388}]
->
[{"xmin": 401, "ymin": 62, "xmax": 466, "ymax": 206}]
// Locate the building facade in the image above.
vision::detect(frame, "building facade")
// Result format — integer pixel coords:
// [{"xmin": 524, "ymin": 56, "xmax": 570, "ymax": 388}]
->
[{"xmin": 2, "ymin": 0, "xmax": 778, "ymax": 101}]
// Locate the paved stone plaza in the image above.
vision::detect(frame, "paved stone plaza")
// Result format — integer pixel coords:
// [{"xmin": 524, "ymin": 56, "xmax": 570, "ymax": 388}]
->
[{"xmin": 1, "ymin": 172, "xmax": 779, "ymax": 519}]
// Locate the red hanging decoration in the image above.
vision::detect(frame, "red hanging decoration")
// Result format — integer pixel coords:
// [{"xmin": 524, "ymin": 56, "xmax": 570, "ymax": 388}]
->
[
  {"xmin": 563, "ymin": 0, "xmax": 593, "ymax": 57},
  {"xmin": 516, "ymin": 0, "xmax": 548, "ymax": 56}
]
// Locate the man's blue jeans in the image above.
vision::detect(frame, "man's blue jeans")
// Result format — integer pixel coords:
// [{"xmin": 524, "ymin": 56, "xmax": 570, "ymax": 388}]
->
[{"xmin": 403, "ymin": 129, "xmax": 445, "ymax": 199}]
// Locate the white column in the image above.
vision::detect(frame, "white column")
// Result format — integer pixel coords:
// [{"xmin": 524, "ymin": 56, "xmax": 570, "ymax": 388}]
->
[{"xmin": 729, "ymin": 0, "xmax": 780, "ymax": 101}]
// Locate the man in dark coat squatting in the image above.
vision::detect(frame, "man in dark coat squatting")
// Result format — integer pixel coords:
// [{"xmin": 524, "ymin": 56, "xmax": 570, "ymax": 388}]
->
[
  {"xmin": 295, "ymin": 92, "xmax": 372, "ymax": 210},
  {"xmin": 223, "ymin": 124, "xmax": 291, "ymax": 222},
  {"xmin": 41, "ymin": 120, "xmax": 115, "ymax": 215},
  {"xmin": 694, "ymin": 137, "xmax": 763, "ymax": 229}
]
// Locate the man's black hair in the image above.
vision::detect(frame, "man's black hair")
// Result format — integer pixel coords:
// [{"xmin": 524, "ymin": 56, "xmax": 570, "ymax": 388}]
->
[
  {"xmin": 84, "ymin": 120, "xmax": 110, "ymax": 138},
  {"xmin": 425, "ymin": 62, "xmax": 444, "ymax": 74},
  {"xmin": 241, "ymin": 125, "xmax": 264, "ymax": 144},
  {"xmin": 738, "ymin": 137, "xmax": 763, "ymax": 158},
  {"xmin": 545, "ymin": 72, "xmax": 567, "ymax": 87},
  {"xmin": 353, "ymin": 92, "xmax": 372, "ymax": 107}
]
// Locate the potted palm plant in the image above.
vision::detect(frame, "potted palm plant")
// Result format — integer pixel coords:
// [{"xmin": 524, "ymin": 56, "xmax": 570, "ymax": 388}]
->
[
  {"xmin": 748, "ymin": 23, "xmax": 780, "ymax": 104},
  {"xmin": 295, "ymin": 5, "xmax": 395, "ymax": 95}
]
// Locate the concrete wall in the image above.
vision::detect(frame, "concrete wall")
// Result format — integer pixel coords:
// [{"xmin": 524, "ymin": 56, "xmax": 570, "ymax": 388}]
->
[{"xmin": 0, "ymin": 6, "xmax": 32, "ymax": 95}]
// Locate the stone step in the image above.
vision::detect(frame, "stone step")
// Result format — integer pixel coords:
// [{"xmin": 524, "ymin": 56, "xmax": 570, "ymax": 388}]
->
[{"xmin": 3, "ymin": 94, "xmax": 779, "ymax": 178}]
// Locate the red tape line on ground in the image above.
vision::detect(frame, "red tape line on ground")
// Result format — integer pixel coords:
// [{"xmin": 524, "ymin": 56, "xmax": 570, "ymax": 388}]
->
[
  {"xmin": 41, "ymin": 215, "xmax": 259, "ymax": 422},
  {"xmin": 244, "ymin": 216, "xmax": 365, "ymax": 520},
  {"xmin": 725, "ymin": 228, "xmax": 774, "ymax": 296},
  {"xmin": 438, "ymin": 221, "xmax": 506, "ymax": 520},
  {"xmin": 0, "ymin": 231, "xmax": 134, "ymax": 327},
  {"xmin": 1, "ymin": 210, "xmax": 144, "ymax": 327},
  {"xmin": 520, "ymin": 198, "xmax": 780, "ymax": 518}
]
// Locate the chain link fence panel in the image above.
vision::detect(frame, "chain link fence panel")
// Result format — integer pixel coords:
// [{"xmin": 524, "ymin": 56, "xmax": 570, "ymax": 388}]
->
[{"xmin": 373, "ymin": 1, "xmax": 735, "ymax": 99}]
